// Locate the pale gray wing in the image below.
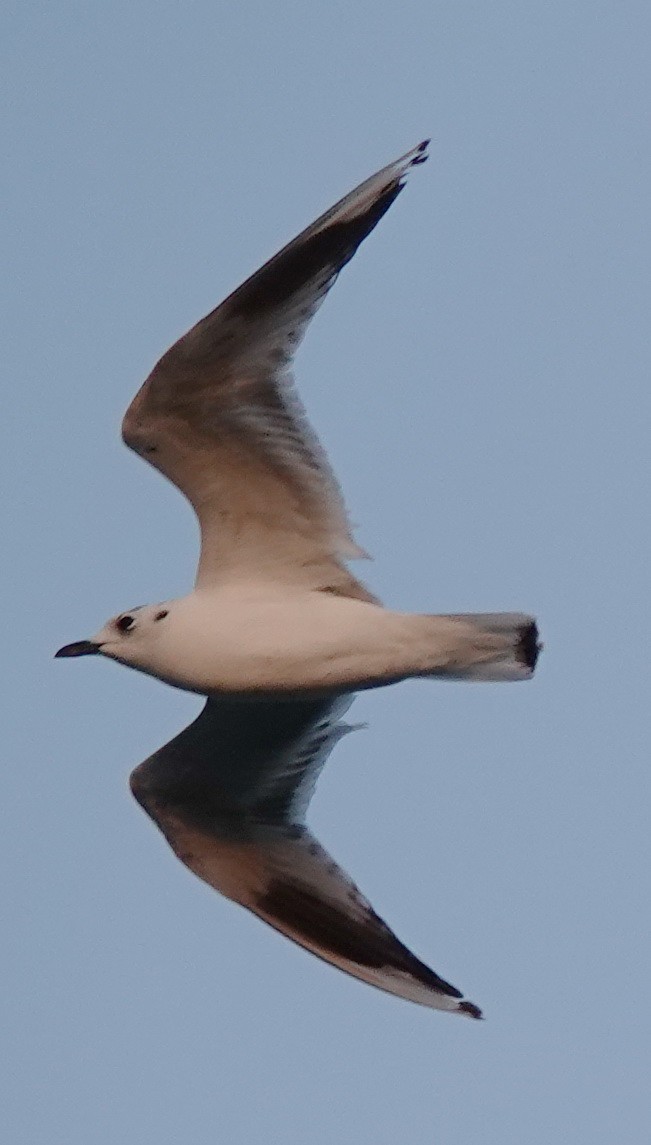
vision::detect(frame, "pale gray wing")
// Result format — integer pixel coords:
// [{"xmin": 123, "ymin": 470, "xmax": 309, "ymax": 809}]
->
[
  {"xmin": 129, "ymin": 695, "xmax": 482, "ymax": 1017},
  {"xmin": 122, "ymin": 142, "xmax": 428, "ymax": 595}
]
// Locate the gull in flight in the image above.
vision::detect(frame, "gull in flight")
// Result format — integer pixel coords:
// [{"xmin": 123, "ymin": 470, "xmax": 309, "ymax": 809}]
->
[{"xmin": 57, "ymin": 141, "xmax": 540, "ymax": 1018}]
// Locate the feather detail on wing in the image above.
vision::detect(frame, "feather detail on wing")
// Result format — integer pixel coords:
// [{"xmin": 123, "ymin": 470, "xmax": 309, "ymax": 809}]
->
[
  {"xmin": 128, "ymin": 691, "xmax": 482, "ymax": 1017},
  {"xmin": 249, "ymin": 832, "xmax": 482, "ymax": 1017},
  {"xmin": 122, "ymin": 142, "xmax": 428, "ymax": 593}
]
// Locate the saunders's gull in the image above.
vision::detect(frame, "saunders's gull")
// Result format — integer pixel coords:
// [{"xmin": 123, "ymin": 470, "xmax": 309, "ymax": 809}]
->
[{"xmin": 57, "ymin": 141, "xmax": 540, "ymax": 1017}]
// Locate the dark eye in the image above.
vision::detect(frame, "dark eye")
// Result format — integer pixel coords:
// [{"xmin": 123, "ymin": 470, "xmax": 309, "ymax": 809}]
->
[
  {"xmin": 116, "ymin": 615, "xmax": 135, "ymax": 633},
  {"xmin": 155, "ymin": 609, "xmax": 169, "ymax": 622}
]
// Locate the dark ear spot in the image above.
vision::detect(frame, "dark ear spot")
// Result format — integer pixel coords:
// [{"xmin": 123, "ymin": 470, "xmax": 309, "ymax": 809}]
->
[{"xmin": 155, "ymin": 609, "xmax": 169, "ymax": 622}]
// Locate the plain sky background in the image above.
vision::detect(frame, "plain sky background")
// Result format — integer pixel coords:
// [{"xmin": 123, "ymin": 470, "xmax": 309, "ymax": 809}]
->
[{"xmin": 3, "ymin": 2, "xmax": 650, "ymax": 1143}]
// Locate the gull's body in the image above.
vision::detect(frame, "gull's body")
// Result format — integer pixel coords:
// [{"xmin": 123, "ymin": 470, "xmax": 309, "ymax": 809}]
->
[{"xmin": 57, "ymin": 141, "xmax": 540, "ymax": 1018}]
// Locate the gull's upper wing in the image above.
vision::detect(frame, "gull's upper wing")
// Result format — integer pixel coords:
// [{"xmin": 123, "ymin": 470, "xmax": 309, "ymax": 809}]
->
[
  {"xmin": 122, "ymin": 142, "xmax": 428, "ymax": 594},
  {"xmin": 129, "ymin": 695, "xmax": 482, "ymax": 1017}
]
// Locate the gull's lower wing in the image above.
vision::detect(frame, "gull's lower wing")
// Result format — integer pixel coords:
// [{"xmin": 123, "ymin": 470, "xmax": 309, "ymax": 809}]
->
[
  {"xmin": 129, "ymin": 694, "xmax": 481, "ymax": 1017},
  {"xmin": 122, "ymin": 142, "xmax": 428, "ymax": 595},
  {"xmin": 244, "ymin": 832, "xmax": 481, "ymax": 1017},
  {"xmin": 133, "ymin": 806, "xmax": 482, "ymax": 1017}
]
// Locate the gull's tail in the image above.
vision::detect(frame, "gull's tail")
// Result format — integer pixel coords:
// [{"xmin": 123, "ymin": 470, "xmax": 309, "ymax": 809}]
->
[{"xmin": 418, "ymin": 612, "xmax": 541, "ymax": 682}]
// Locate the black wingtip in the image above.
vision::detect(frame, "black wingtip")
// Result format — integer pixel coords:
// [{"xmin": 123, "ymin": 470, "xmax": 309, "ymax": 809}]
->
[
  {"xmin": 411, "ymin": 139, "xmax": 430, "ymax": 165},
  {"xmin": 458, "ymin": 1000, "xmax": 484, "ymax": 1020}
]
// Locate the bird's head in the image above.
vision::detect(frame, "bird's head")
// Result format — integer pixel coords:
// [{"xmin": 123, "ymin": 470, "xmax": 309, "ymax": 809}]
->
[{"xmin": 55, "ymin": 603, "xmax": 172, "ymax": 668}]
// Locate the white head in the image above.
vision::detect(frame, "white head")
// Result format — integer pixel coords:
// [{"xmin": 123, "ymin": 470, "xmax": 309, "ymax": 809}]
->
[
  {"xmin": 56, "ymin": 602, "xmax": 174, "ymax": 673},
  {"xmin": 55, "ymin": 595, "xmax": 241, "ymax": 694}
]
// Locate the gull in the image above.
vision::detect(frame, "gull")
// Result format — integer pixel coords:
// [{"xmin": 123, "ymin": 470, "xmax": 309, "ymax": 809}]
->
[{"xmin": 56, "ymin": 140, "xmax": 540, "ymax": 1018}]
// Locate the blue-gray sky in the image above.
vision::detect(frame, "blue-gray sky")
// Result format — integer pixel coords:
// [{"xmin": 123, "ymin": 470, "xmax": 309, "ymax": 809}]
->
[{"xmin": 4, "ymin": 2, "xmax": 650, "ymax": 1142}]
